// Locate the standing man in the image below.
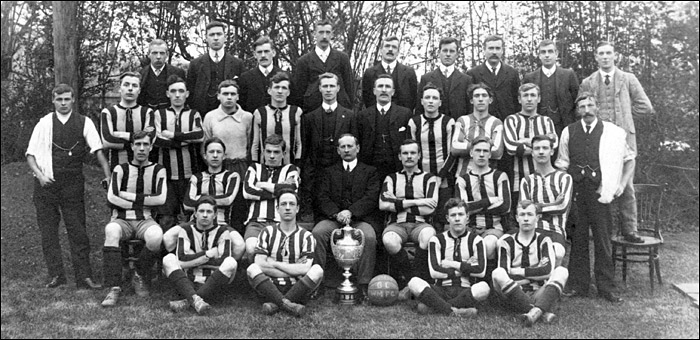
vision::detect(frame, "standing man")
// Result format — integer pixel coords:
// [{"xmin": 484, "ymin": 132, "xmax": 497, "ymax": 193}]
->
[
  {"xmin": 313, "ymin": 134, "xmax": 381, "ymax": 299},
  {"xmin": 362, "ymin": 35, "xmax": 418, "ymax": 111},
  {"xmin": 293, "ymin": 19, "xmax": 354, "ymax": 113},
  {"xmin": 251, "ymin": 72, "xmax": 303, "ymax": 166},
  {"xmin": 154, "ymin": 75, "xmax": 203, "ymax": 231},
  {"xmin": 451, "ymin": 83, "xmax": 504, "ymax": 177},
  {"xmin": 522, "ymin": 40, "xmax": 579, "ymax": 136},
  {"xmin": 579, "ymin": 41, "xmax": 653, "ymax": 244},
  {"xmin": 401, "ymin": 199, "xmax": 490, "ymax": 317},
  {"xmin": 503, "ymin": 83, "xmax": 558, "ymax": 208},
  {"xmin": 201, "ymin": 80, "xmax": 253, "ymax": 233},
  {"xmin": 408, "ymin": 84, "xmax": 455, "ymax": 231},
  {"xmin": 556, "ymin": 92, "xmax": 635, "ymax": 303},
  {"xmin": 246, "ymin": 190, "xmax": 324, "ymax": 317},
  {"xmin": 466, "ymin": 35, "xmax": 520, "ymax": 121},
  {"xmin": 187, "ymin": 21, "xmax": 246, "ymax": 118},
  {"xmin": 380, "ymin": 139, "xmax": 438, "ymax": 285},
  {"xmin": 238, "ymin": 36, "xmax": 283, "ymax": 113},
  {"xmin": 100, "ymin": 72, "xmax": 155, "ymax": 170},
  {"xmin": 357, "ymin": 74, "xmax": 412, "ymax": 180},
  {"xmin": 101, "ymin": 131, "xmax": 167, "ymax": 307},
  {"xmin": 27, "ymin": 83, "xmax": 110, "ymax": 289},
  {"xmin": 416, "ymin": 37, "xmax": 473, "ymax": 120},
  {"xmin": 137, "ymin": 39, "xmax": 187, "ymax": 111}
]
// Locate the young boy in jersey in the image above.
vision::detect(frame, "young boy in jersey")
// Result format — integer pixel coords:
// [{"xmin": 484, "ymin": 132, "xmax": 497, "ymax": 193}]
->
[{"xmin": 492, "ymin": 200, "xmax": 569, "ymax": 327}]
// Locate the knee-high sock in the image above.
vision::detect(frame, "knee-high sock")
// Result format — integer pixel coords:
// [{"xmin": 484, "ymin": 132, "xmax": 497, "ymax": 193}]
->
[
  {"xmin": 136, "ymin": 247, "xmax": 158, "ymax": 277},
  {"xmin": 534, "ymin": 285, "xmax": 560, "ymax": 312},
  {"xmin": 249, "ymin": 273, "xmax": 285, "ymax": 305},
  {"xmin": 413, "ymin": 248, "xmax": 431, "ymax": 282},
  {"xmin": 197, "ymin": 270, "xmax": 229, "ymax": 301},
  {"xmin": 168, "ymin": 269, "xmax": 197, "ymax": 300},
  {"xmin": 284, "ymin": 275, "xmax": 316, "ymax": 304},
  {"xmin": 447, "ymin": 288, "xmax": 477, "ymax": 309},
  {"xmin": 502, "ymin": 280, "xmax": 532, "ymax": 313},
  {"xmin": 417, "ymin": 286, "xmax": 453, "ymax": 315},
  {"xmin": 390, "ymin": 248, "xmax": 411, "ymax": 281},
  {"xmin": 102, "ymin": 246, "xmax": 123, "ymax": 288}
]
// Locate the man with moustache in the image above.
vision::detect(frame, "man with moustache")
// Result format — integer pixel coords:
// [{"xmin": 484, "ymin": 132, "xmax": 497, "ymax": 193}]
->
[
  {"xmin": 238, "ymin": 36, "xmax": 284, "ymax": 113},
  {"xmin": 416, "ymin": 37, "xmax": 473, "ymax": 120},
  {"xmin": 137, "ymin": 39, "xmax": 186, "ymax": 111},
  {"xmin": 362, "ymin": 35, "xmax": 418, "ymax": 111}
]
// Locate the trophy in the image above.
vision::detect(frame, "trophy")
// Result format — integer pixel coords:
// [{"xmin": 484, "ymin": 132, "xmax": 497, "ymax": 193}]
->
[{"xmin": 330, "ymin": 224, "xmax": 365, "ymax": 305}]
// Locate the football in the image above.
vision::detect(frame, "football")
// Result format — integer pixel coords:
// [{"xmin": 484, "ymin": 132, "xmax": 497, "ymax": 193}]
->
[{"xmin": 367, "ymin": 274, "xmax": 399, "ymax": 306}]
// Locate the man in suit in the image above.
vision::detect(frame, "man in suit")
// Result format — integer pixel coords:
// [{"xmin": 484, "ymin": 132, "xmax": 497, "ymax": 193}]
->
[
  {"xmin": 312, "ymin": 134, "xmax": 381, "ymax": 301},
  {"xmin": 138, "ymin": 39, "xmax": 187, "ymax": 111},
  {"xmin": 239, "ymin": 36, "xmax": 283, "ymax": 113},
  {"xmin": 361, "ymin": 35, "xmax": 418, "ymax": 111},
  {"xmin": 522, "ymin": 40, "xmax": 579, "ymax": 136},
  {"xmin": 356, "ymin": 74, "xmax": 412, "ymax": 180},
  {"xmin": 579, "ymin": 41, "xmax": 653, "ymax": 244},
  {"xmin": 467, "ymin": 35, "xmax": 520, "ymax": 122},
  {"xmin": 186, "ymin": 21, "xmax": 246, "ymax": 118},
  {"xmin": 416, "ymin": 37, "xmax": 473, "ymax": 120},
  {"xmin": 293, "ymin": 19, "xmax": 354, "ymax": 113}
]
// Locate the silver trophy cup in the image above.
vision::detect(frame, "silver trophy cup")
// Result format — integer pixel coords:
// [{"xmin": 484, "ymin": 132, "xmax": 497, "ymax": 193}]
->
[{"xmin": 330, "ymin": 224, "xmax": 365, "ymax": 305}]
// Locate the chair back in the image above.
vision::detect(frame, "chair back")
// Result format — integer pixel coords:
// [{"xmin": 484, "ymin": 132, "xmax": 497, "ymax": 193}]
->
[{"xmin": 634, "ymin": 183, "xmax": 665, "ymax": 235}]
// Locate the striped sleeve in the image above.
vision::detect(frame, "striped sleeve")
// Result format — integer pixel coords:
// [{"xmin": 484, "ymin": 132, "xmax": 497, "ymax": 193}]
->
[
  {"xmin": 254, "ymin": 226, "xmax": 272, "ymax": 256},
  {"xmin": 176, "ymin": 225, "xmax": 207, "ymax": 264},
  {"xmin": 293, "ymin": 108, "xmax": 303, "ymax": 161},
  {"xmin": 100, "ymin": 107, "xmax": 128, "ymax": 148},
  {"xmin": 243, "ymin": 165, "xmax": 269, "ymax": 201},
  {"xmin": 539, "ymin": 173, "xmax": 572, "ymax": 214},
  {"xmin": 300, "ymin": 231, "xmax": 315, "ymax": 259},
  {"xmin": 142, "ymin": 166, "xmax": 167, "ymax": 207},
  {"xmin": 378, "ymin": 174, "xmax": 398, "ymax": 212},
  {"xmin": 490, "ymin": 120, "xmax": 505, "ymax": 160},
  {"xmin": 451, "ymin": 117, "xmax": 470, "ymax": 156},
  {"xmin": 416, "ymin": 174, "xmax": 438, "ymax": 216},
  {"xmin": 461, "ymin": 233, "xmax": 486, "ymax": 278},
  {"xmin": 183, "ymin": 173, "xmax": 200, "ymax": 211},
  {"xmin": 497, "ymin": 235, "xmax": 514, "ymax": 272},
  {"xmin": 107, "ymin": 165, "xmax": 134, "ymax": 209},
  {"xmin": 251, "ymin": 110, "xmax": 262, "ymax": 163},
  {"xmin": 523, "ymin": 235, "xmax": 555, "ymax": 280},
  {"xmin": 173, "ymin": 110, "xmax": 204, "ymax": 143},
  {"xmin": 485, "ymin": 171, "xmax": 511, "ymax": 215},
  {"xmin": 214, "ymin": 171, "xmax": 239, "ymax": 208},
  {"xmin": 428, "ymin": 235, "xmax": 454, "ymax": 280}
]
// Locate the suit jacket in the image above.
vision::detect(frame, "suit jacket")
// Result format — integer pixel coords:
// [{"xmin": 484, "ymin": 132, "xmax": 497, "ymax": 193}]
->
[
  {"xmin": 186, "ymin": 52, "xmax": 246, "ymax": 115},
  {"xmin": 467, "ymin": 63, "xmax": 521, "ymax": 121},
  {"xmin": 416, "ymin": 68, "xmax": 473, "ymax": 120},
  {"xmin": 238, "ymin": 65, "xmax": 283, "ymax": 113},
  {"xmin": 315, "ymin": 161, "xmax": 381, "ymax": 228},
  {"xmin": 362, "ymin": 62, "xmax": 418, "ymax": 111},
  {"xmin": 301, "ymin": 105, "xmax": 357, "ymax": 166},
  {"xmin": 523, "ymin": 66, "xmax": 579, "ymax": 133},
  {"xmin": 580, "ymin": 68, "xmax": 653, "ymax": 152},
  {"xmin": 356, "ymin": 104, "xmax": 412, "ymax": 170},
  {"xmin": 293, "ymin": 49, "xmax": 354, "ymax": 112},
  {"xmin": 137, "ymin": 64, "xmax": 186, "ymax": 108}
]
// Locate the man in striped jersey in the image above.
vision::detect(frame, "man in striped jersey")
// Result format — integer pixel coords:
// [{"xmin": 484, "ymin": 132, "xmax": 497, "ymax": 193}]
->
[
  {"xmin": 247, "ymin": 190, "xmax": 324, "ymax": 317},
  {"xmin": 101, "ymin": 72, "xmax": 155, "ymax": 170},
  {"xmin": 504, "ymin": 83, "xmax": 558, "ymax": 209},
  {"xmin": 519, "ymin": 134, "xmax": 572, "ymax": 266},
  {"xmin": 380, "ymin": 139, "xmax": 438, "ymax": 285},
  {"xmin": 101, "ymin": 131, "xmax": 167, "ymax": 307},
  {"xmin": 492, "ymin": 200, "xmax": 569, "ymax": 327},
  {"xmin": 401, "ymin": 199, "xmax": 490, "ymax": 317},
  {"xmin": 243, "ymin": 134, "xmax": 300, "ymax": 262},
  {"xmin": 450, "ymin": 83, "xmax": 504, "ymax": 177},
  {"xmin": 408, "ymin": 83, "xmax": 455, "ymax": 231},
  {"xmin": 455, "ymin": 136, "xmax": 511, "ymax": 261},
  {"xmin": 163, "ymin": 196, "xmax": 237, "ymax": 314},
  {"xmin": 163, "ymin": 138, "xmax": 244, "ymax": 261},
  {"xmin": 154, "ymin": 75, "xmax": 204, "ymax": 231},
  {"xmin": 251, "ymin": 72, "xmax": 302, "ymax": 166}
]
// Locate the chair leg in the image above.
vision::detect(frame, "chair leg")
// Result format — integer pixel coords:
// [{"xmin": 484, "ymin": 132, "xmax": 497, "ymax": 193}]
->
[
  {"xmin": 622, "ymin": 247, "xmax": 628, "ymax": 283},
  {"xmin": 654, "ymin": 248, "xmax": 662, "ymax": 285},
  {"xmin": 648, "ymin": 248, "xmax": 655, "ymax": 294}
]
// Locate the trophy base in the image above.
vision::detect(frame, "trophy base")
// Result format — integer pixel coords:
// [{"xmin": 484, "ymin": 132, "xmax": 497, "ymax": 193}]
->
[{"xmin": 336, "ymin": 285, "xmax": 359, "ymax": 305}]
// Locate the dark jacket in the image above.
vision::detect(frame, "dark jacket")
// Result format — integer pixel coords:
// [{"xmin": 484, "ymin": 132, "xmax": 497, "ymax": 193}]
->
[
  {"xmin": 292, "ymin": 49, "xmax": 354, "ymax": 112},
  {"xmin": 238, "ymin": 65, "xmax": 284, "ymax": 113},
  {"xmin": 362, "ymin": 62, "xmax": 418, "ymax": 111},
  {"xmin": 523, "ymin": 66, "xmax": 579, "ymax": 132},
  {"xmin": 137, "ymin": 64, "xmax": 186, "ymax": 108},
  {"xmin": 301, "ymin": 105, "xmax": 357, "ymax": 166},
  {"xmin": 186, "ymin": 52, "xmax": 246, "ymax": 115},
  {"xmin": 467, "ymin": 63, "xmax": 521, "ymax": 121},
  {"xmin": 356, "ymin": 104, "xmax": 412, "ymax": 170},
  {"xmin": 416, "ymin": 68, "xmax": 473, "ymax": 120},
  {"xmin": 315, "ymin": 161, "xmax": 382, "ymax": 228}
]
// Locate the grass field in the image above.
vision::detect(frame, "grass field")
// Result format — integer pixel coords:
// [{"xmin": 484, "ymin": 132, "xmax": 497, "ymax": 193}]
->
[{"xmin": 1, "ymin": 163, "xmax": 698, "ymax": 338}]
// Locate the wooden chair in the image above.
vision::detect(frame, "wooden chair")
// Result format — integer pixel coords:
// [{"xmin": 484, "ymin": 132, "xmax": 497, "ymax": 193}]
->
[{"xmin": 611, "ymin": 183, "xmax": 666, "ymax": 293}]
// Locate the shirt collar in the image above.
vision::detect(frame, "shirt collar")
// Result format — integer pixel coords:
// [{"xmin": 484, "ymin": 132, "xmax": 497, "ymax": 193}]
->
[
  {"xmin": 399, "ymin": 168, "xmax": 423, "ymax": 175},
  {"xmin": 581, "ymin": 118, "xmax": 599, "ymax": 130},
  {"xmin": 322, "ymin": 102, "xmax": 338, "ymax": 112},
  {"xmin": 216, "ymin": 105, "xmax": 242, "ymax": 122},
  {"xmin": 489, "ymin": 62, "xmax": 502, "ymax": 74},
  {"xmin": 382, "ymin": 60, "xmax": 398, "ymax": 72},
  {"xmin": 151, "ymin": 64, "xmax": 165, "ymax": 75},
  {"xmin": 518, "ymin": 111, "xmax": 539, "ymax": 119},
  {"xmin": 315, "ymin": 46, "xmax": 330, "ymax": 58},
  {"xmin": 54, "ymin": 111, "xmax": 72, "ymax": 124},
  {"xmin": 542, "ymin": 64, "xmax": 556, "ymax": 77},
  {"xmin": 440, "ymin": 63, "xmax": 455, "ymax": 76},
  {"xmin": 376, "ymin": 102, "xmax": 392, "ymax": 113},
  {"xmin": 259, "ymin": 64, "xmax": 273, "ymax": 76},
  {"xmin": 600, "ymin": 68, "xmax": 616, "ymax": 79},
  {"xmin": 447, "ymin": 229, "xmax": 468, "ymax": 240},
  {"xmin": 343, "ymin": 159, "xmax": 358, "ymax": 172},
  {"xmin": 208, "ymin": 48, "xmax": 223, "ymax": 60}
]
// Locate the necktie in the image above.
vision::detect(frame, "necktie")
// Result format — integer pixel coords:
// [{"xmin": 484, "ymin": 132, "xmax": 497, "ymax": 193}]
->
[
  {"xmin": 125, "ymin": 108, "xmax": 133, "ymax": 132},
  {"xmin": 346, "ymin": 164, "xmax": 351, "ymax": 173},
  {"xmin": 325, "ymin": 108, "xmax": 333, "ymax": 114},
  {"xmin": 380, "ymin": 108, "xmax": 386, "ymax": 115},
  {"xmin": 154, "ymin": 68, "xmax": 161, "ymax": 77},
  {"xmin": 605, "ymin": 75, "xmax": 610, "ymax": 86},
  {"xmin": 208, "ymin": 174, "xmax": 217, "ymax": 198},
  {"xmin": 453, "ymin": 237, "xmax": 462, "ymax": 262},
  {"xmin": 214, "ymin": 51, "xmax": 220, "ymax": 63},
  {"xmin": 274, "ymin": 108, "xmax": 283, "ymax": 136},
  {"xmin": 586, "ymin": 125, "xmax": 592, "ymax": 134},
  {"xmin": 263, "ymin": 69, "xmax": 269, "ymax": 77},
  {"xmin": 386, "ymin": 65, "xmax": 391, "ymax": 75},
  {"xmin": 426, "ymin": 116, "xmax": 437, "ymax": 173},
  {"xmin": 202, "ymin": 229, "xmax": 210, "ymax": 250},
  {"xmin": 518, "ymin": 236, "xmax": 533, "ymax": 268},
  {"xmin": 491, "ymin": 67, "xmax": 497, "ymax": 76},
  {"xmin": 442, "ymin": 67, "xmax": 449, "ymax": 78}
]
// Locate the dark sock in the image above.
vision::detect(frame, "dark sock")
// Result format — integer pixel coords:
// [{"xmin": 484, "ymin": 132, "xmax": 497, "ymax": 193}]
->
[
  {"xmin": 390, "ymin": 248, "xmax": 411, "ymax": 284},
  {"xmin": 413, "ymin": 248, "xmax": 431, "ymax": 282},
  {"xmin": 136, "ymin": 247, "xmax": 158, "ymax": 277},
  {"xmin": 102, "ymin": 246, "xmax": 122, "ymax": 288},
  {"xmin": 168, "ymin": 269, "xmax": 197, "ymax": 300},
  {"xmin": 417, "ymin": 286, "xmax": 453, "ymax": 314},
  {"xmin": 534, "ymin": 285, "xmax": 560, "ymax": 312},
  {"xmin": 249, "ymin": 273, "xmax": 285, "ymax": 305},
  {"xmin": 284, "ymin": 274, "xmax": 316, "ymax": 303},
  {"xmin": 197, "ymin": 270, "xmax": 229, "ymax": 301},
  {"xmin": 506, "ymin": 285, "xmax": 533, "ymax": 312},
  {"xmin": 447, "ymin": 288, "xmax": 477, "ymax": 309}
]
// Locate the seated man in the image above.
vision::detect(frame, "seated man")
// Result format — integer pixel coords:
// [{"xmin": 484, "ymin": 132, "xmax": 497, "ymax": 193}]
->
[
  {"xmin": 163, "ymin": 196, "xmax": 237, "ymax": 314},
  {"xmin": 380, "ymin": 139, "xmax": 438, "ymax": 285},
  {"xmin": 402, "ymin": 198, "xmax": 490, "ymax": 317},
  {"xmin": 163, "ymin": 137, "xmax": 244, "ymax": 261},
  {"xmin": 313, "ymin": 134, "xmax": 381, "ymax": 299},
  {"xmin": 101, "ymin": 130, "xmax": 167, "ymax": 307},
  {"xmin": 243, "ymin": 134, "xmax": 299, "ymax": 262},
  {"xmin": 246, "ymin": 189, "xmax": 324, "ymax": 317},
  {"xmin": 492, "ymin": 200, "xmax": 569, "ymax": 327},
  {"xmin": 455, "ymin": 136, "xmax": 511, "ymax": 261}
]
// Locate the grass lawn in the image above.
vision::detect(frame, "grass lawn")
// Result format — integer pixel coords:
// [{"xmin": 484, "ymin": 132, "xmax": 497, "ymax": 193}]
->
[{"xmin": 1, "ymin": 163, "xmax": 698, "ymax": 338}]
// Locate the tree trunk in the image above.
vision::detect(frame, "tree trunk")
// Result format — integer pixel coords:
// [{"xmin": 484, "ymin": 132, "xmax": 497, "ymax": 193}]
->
[{"xmin": 52, "ymin": 1, "xmax": 79, "ymax": 106}]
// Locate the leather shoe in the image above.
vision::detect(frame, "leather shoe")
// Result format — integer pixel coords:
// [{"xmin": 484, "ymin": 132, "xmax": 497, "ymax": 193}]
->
[
  {"xmin": 599, "ymin": 291, "xmax": 623, "ymax": 303},
  {"xmin": 623, "ymin": 232, "xmax": 645, "ymax": 244},
  {"xmin": 77, "ymin": 277, "xmax": 102, "ymax": 290},
  {"xmin": 45, "ymin": 276, "xmax": 67, "ymax": 288}
]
